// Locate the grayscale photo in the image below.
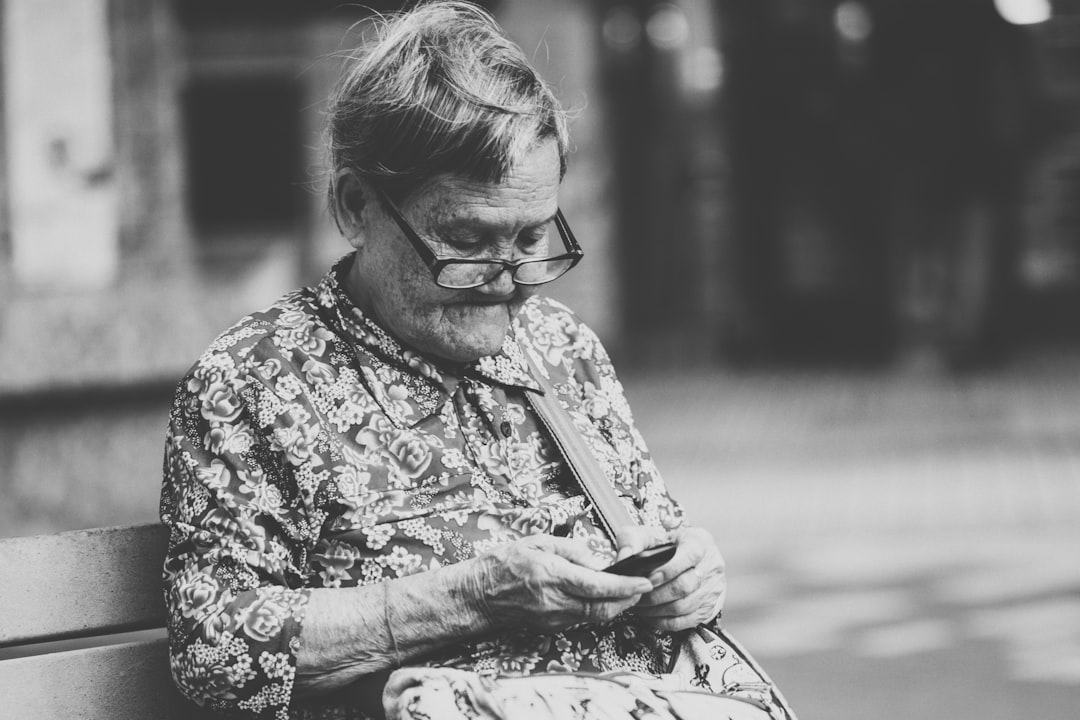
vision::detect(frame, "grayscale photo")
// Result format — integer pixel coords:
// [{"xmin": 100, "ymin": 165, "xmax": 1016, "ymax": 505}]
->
[{"xmin": 0, "ymin": 1, "xmax": 1077, "ymax": 719}]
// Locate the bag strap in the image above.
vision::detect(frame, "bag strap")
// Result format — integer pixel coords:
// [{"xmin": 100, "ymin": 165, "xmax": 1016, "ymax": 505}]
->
[{"xmin": 523, "ymin": 355, "xmax": 636, "ymax": 548}]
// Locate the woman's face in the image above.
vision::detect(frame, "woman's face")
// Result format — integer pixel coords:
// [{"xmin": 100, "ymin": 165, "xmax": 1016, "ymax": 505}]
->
[{"xmin": 344, "ymin": 139, "xmax": 562, "ymax": 364}]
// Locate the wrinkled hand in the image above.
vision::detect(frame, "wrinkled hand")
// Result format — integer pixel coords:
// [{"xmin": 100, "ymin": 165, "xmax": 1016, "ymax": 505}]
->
[
  {"xmin": 469, "ymin": 535, "xmax": 653, "ymax": 632},
  {"xmin": 626, "ymin": 526, "xmax": 726, "ymax": 632}
]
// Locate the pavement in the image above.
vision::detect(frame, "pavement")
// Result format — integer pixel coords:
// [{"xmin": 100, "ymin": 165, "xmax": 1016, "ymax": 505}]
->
[{"xmin": 623, "ymin": 355, "xmax": 1080, "ymax": 720}]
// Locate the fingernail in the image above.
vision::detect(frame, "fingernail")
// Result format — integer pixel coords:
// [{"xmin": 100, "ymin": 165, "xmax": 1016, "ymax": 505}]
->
[{"xmin": 648, "ymin": 571, "xmax": 664, "ymax": 585}]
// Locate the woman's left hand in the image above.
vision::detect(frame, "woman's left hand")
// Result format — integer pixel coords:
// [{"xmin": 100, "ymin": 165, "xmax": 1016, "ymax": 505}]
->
[{"xmin": 632, "ymin": 526, "xmax": 726, "ymax": 632}]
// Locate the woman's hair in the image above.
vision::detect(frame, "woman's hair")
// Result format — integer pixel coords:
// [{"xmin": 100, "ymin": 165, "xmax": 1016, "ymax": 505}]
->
[{"xmin": 325, "ymin": 0, "xmax": 569, "ymax": 224}]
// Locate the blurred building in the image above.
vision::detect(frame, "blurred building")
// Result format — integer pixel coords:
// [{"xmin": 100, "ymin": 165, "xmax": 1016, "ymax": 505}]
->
[
  {"xmin": 711, "ymin": 0, "xmax": 1080, "ymax": 367},
  {"xmin": 1, "ymin": 0, "xmax": 1079, "ymax": 535}
]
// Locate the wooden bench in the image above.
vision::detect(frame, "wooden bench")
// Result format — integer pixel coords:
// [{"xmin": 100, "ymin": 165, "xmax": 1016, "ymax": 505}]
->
[{"xmin": 0, "ymin": 524, "xmax": 212, "ymax": 719}]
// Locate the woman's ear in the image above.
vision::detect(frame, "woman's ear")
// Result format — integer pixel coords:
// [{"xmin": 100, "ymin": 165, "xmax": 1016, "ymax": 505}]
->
[{"xmin": 333, "ymin": 169, "xmax": 368, "ymax": 248}]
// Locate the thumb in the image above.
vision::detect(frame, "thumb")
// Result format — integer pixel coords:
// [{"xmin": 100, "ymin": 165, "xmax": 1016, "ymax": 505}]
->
[{"xmin": 614, "ymin": 525, "xmax": 669, "ymax": 561}]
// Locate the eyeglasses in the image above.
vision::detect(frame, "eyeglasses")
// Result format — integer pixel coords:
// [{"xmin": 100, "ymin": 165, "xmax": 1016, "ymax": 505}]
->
[{"xmin": 374, "ymin": 186, "xmax": 583, "ymax": 290}]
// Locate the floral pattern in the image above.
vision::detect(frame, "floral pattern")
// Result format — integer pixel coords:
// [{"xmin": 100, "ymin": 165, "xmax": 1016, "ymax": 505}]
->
[{"xmin": 162, "ymin": 255, "xmax": 707, "ymax": 718}]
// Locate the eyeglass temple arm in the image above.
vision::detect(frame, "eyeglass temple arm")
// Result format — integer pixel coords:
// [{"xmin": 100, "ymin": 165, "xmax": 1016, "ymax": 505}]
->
[
  {"xmin": 373, "ymin": 186, "xmax": 440, "ymax": 265},
  {"xmin": 554, "ymin": 209, "xmax": 583, "ymax": 256}
]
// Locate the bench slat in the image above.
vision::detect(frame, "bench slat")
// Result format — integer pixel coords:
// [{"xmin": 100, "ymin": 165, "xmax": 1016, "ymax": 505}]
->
[
  {"xmin": 0, "ymin": 636, "xmax": 213, "ymax": 719},
  {"xmin": 0, "ymin": 524, "xmax": 169, "ymax": 646}
]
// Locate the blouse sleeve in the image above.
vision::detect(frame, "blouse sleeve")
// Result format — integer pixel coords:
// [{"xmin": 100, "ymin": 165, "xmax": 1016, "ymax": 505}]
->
[{"xmin": 160, "ymin": 346, "xmax": 314, "ymax": 719}]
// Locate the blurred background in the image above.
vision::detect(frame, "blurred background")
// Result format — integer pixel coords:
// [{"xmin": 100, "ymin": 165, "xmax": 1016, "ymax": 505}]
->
[{"xmin": 0, "ymin": 0, "xmax": 1077, "ymax": 717}]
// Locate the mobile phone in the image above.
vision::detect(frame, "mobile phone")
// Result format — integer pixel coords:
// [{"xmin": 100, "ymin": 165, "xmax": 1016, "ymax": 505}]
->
[{"xmin": 604, "ymin": 542, "xmax": 677, "ymax": 577}]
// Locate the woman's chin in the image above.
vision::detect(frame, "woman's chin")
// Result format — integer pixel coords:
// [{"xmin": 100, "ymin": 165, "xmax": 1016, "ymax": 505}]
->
[{"xmin": 431, "ymin": 323, "xmax": 511, "ymax": 364}]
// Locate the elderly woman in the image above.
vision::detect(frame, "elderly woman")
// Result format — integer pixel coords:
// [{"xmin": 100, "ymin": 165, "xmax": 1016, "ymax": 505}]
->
[{"xmin": 160, "ymin": 3, "xmax": 794, "ymax": 719}]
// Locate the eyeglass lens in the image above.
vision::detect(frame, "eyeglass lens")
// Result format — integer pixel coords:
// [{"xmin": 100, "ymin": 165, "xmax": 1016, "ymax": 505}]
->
[{"xmin": 436, "ymin": 257, "xmax": 576, "ymax": 289}]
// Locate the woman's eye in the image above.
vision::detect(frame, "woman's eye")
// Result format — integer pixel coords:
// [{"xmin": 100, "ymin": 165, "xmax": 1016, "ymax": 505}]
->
[
  {"xmin": 439, "ymin": 234, "xmax": 482, "ymax": 254},
  {"xmin": 519, "ymin": 227, "xmax": 549, "ymax": 248}
]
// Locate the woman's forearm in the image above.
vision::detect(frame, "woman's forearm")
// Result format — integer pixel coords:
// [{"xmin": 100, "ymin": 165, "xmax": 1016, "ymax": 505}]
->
[
  {"xmin": 295, "ymin": 559, "xmax": 489, "ymax": 695},
  {"xmin": 294, "ymin": 534, "xmax": 654, "ymax": 696}
]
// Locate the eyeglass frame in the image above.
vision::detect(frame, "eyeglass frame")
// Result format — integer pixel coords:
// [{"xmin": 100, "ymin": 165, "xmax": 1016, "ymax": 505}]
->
[{"xmin": 373, "ymin": 185, "xmax": 584, "ymax": 290}]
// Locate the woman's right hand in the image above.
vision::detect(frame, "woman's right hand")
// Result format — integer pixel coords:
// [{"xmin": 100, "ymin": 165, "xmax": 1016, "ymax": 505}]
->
[{"xmin": 467, "ymin": 535, "xmax": 653, "ymax": 632}]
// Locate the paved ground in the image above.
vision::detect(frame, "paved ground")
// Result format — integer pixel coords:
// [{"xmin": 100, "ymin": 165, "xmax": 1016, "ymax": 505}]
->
[{"xmin": 623, "ymin": 355, "xmax": 1080, "ymax": 720}]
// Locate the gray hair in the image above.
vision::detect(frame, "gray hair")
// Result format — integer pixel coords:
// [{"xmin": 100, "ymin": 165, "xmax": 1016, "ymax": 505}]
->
[{"xmin": 325, "ymin": 1, "xmax": 570, "ymax": 225}]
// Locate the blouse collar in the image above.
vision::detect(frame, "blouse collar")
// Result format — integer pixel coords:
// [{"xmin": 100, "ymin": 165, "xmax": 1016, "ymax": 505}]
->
[{"xmin": 316, "ymin": 255, "xmax": 540, "ymax": 415}]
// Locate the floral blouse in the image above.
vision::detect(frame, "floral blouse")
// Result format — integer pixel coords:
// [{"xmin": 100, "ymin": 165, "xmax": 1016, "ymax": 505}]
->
[{"xmin": 160, "ymin": 255, "xmax": 686, "ymax": 719}]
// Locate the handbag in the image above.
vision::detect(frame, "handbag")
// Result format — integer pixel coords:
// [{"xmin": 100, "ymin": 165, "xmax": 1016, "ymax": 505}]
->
[{"xmin": 382, "ymin": 357, "xmax": 798, "ymax": 720}]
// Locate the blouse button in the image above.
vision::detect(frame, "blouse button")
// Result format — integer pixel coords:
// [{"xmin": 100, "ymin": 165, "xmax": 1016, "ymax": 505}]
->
[{"xmin": 500, "ymin": 420, "xmax": 513, "ymax": 438}]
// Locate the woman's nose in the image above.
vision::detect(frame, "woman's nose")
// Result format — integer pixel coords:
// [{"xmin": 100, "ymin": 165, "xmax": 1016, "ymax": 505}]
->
[{"xmin": 477, "ymin": 264, "xmax": 517, "ymax": 295}]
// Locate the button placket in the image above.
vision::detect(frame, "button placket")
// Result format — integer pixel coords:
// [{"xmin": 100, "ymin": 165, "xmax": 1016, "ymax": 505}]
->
[
  {"xmin": 468, "ymin": 379, "xmax": 513, "ymax": 444},
  {"xmin": 455, "ymin": 379, "xmax": 525, "ymax": 504}
]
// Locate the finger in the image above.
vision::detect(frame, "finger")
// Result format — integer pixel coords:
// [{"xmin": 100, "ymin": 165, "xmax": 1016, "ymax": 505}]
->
[
  {"xmin": 634, "ymin": 588, "xmax": 708, "ymax": 618},
  {"xmin": 636, "ymin": 566, "xmax": 703, "ymax": 607},
  {"xmin": 528, "ymin": 538, "xmax": 654, "ymax": 596},
  {"xmin": 556, "ymin": 561, "xmax": 653, "ymax": 599},
  {"xmin": 647, "ymin": 528, "xmax": 715, "ymax": 587},
  {"xmin": 613, "ymin": 525, "xmax": 669, "ymax": 561},
  {"xmin": 646, "ymin": 544, "xmax": 699, "ymax": 588},
  {"xmin": 643, "ymin": 592, "xmax": 725, "ymax": 632},
  {"xmin": 635, "ymin": 583, "xmax": 725, "ymax": 628}
]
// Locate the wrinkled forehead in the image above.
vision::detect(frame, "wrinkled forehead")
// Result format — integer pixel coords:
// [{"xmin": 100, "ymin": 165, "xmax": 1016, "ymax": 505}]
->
[{"xmin": 404, "ymin": 139, "xmax": 563, "ymax": 228}]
